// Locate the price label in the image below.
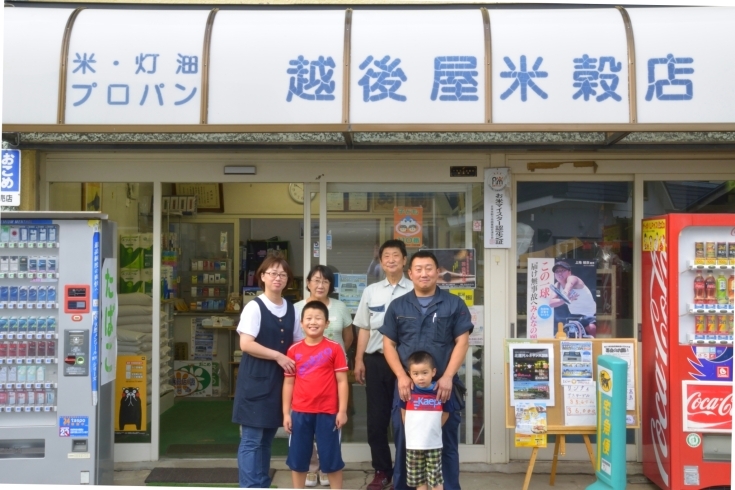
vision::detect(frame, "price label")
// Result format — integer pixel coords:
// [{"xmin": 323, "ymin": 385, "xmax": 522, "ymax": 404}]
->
[
  {"xmin": 8, "ymin": 243, "xmax": 15, "ymax": 249},
  {"xmin": 43, "ymin": 406, "xmax": 51, "ymax": 412},
  {"xmin": 17, "ymin": 273, "xmax": 24, "ymax": 279},
  {"xmin": 34, "ymin": 406, "xmax": 41, "ymax": 412},
  {"xmin": 27, "ymin": 243, "xmax": 35, "ymax": 249},
  {"xmin": 14, "ymin": 407, "xmax": 22, "ymax": 412},
  {"xmin": 17, "ymin": 243, "xmax": 25, "ymax": 249}
]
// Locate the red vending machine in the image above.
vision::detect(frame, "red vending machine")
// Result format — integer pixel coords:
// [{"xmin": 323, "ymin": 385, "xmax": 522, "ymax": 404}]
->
[{"xmin": 642, "ymin": 214, "xmax": 733, "ymax": 489}]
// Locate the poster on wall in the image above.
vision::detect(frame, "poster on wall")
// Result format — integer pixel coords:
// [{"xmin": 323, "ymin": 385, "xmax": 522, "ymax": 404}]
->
[
  {"xmin": 484, "ymin": 167, "xmax": 511, "ymax": 249},
  {"xmin": 563, "ymin": 383, "xmax": 597, "ymax": 426},
  {"xmin": 509, "ymin": 343, "xmax": 555, "ymax": 406},
  {"xmin": 114, "ymin": 355, "xmax": 147, "ymax": 434},
  {"xmin": 527, "ymin": 258, "xmax": 597, "ymax": 339},
  {"xmin": 514, "ymin": 401, "xmax": 548, "ymax": 447},
  {"xmin": 173, "ymin": 361, "xmax": 220, "ymax": 397},
  {"xmin": 602, "ymin": 343, "xmax": 636, "ymax": 411},
  {"xmin": 425, "ymin": 248, "xmax": 476, "ymax": 289},
  {"xmin": 191, "ymin": 318, "xmax": 217, "ymax": 360},
  {"xmin": 337, "ymin": 273, "xmax": 367, "ymax": 314},
  {"xmin": 560, "ymin": 340, "xmax": 593, "ymax": 385},
  {"xmin": 393, "ymin": 206, "xmax": 423, "ymax": 248}
]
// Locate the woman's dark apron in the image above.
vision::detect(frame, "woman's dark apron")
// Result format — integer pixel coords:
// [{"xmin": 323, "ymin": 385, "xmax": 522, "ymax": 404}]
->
[{"xmin": 232, "ymin": 297, "xmax": 295, "ymax": 428}]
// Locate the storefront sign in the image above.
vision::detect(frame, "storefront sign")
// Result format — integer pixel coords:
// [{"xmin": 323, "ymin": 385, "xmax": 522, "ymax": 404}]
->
[
  {"xmin": 682, "ymin": 381, "xmax": 732, "ymax": 433},
  {"xmin": 6, "ymin": 7, "xmax": 735, "ymax": 126},
  {"xmin": 101, "ymin": 259, "xmax": 118, "ymax": 386},
  {"xmin": 393, "ymin": 206, "xmax": 423, "ymax": 248},
  {"xmin": 115, "ymin": 355, "xmax": 147, "ymax": 434},
  {"xmin": 485, "ymin": 168, "xmax": 511, "ymax": 249},
  {"xmin": 0, "ymin": 150, "xmax": 21, "ymax": 206}
]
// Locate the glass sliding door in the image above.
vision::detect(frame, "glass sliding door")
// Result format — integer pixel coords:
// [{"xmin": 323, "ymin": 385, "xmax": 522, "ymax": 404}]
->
[{"xmin": 323, "ymin": 183, "xmax": 485, "ymax": 447}]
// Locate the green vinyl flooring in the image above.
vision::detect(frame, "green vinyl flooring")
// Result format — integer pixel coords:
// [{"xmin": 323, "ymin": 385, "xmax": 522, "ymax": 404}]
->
[{"xmin": 159, "ymin": 398, "xmax": 288, "ymax": 458}]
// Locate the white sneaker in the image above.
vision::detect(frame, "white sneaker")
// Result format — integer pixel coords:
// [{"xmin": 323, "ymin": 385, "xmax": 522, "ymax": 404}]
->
[
  {"xmin": 319, "ymin": 472, "xmax": 330, "ymax": 486},
  {"xmin": 305, "ymin": 472, "xmax": 318, "ymax": 487}
]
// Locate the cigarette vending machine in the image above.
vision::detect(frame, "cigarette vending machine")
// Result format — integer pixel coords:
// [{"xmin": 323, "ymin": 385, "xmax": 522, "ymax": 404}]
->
[
  {"xmin": 0, "ymin": 212, "xmax": 115, "ymax": 485},
  {"xmin": 642, "ymin": 213, "xmax": 733, "ymax": 490}
]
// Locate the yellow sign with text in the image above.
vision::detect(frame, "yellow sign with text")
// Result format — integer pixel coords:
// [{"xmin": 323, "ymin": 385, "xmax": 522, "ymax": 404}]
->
[{"xmin": 642, "ymin": 219, "xmax": 666, "ymax": 252}]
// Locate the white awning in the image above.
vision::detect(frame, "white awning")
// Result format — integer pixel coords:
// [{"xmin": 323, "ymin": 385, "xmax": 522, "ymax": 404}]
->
[{"xmin": 3, "ymin": 6, "xmax": 735, "ymax": 129}]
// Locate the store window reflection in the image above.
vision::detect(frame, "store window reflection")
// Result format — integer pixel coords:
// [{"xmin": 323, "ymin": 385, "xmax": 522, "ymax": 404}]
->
[
  {"xmin": 644, "ymin": 181, "xmax": 735, "ymax": 216},
  {"xmin": 516, "ymin": 182, "xmax": 633, "ymax": 339},
  {"xmin": 325, "ymin": 185, "xmax": 485, "ymax": 445},
  {"xmin": 49, "ymin": 182, "xmax": 157, "ymax": 443}
]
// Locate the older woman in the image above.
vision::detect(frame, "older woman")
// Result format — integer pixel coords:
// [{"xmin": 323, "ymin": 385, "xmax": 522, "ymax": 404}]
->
[
  {"xmin": 293, "ymin": 265, "xmax": 354, "ymax": 487},
  {"xmin": 233, "ymin": 255, "xmax": 303, "ymax": 488}
]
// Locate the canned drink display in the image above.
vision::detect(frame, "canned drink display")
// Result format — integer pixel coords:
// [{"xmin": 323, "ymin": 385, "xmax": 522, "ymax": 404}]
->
[
  {"xmin": 8, "ymin": 391, "xmax": 16, "ymax": 406},
  {"xmin": 0, "ymin": 341, "xmax": 7, "ymax": 357},
  {"xmin": 18, "ymin": 256, "xmax": 27, "ymax": 272},
  {"xmin": 36, "ymin": 318, "xmax": 46, "ymax": 333},
  {"xmin": 27, "ymin": 256, "xmax": 37, "ymax": 272},
  {"xmin": 35, "ymin": 390, "xmax": 45, "ymax": 405},
  {"xmin": 45, "ymin": 390, "xmax": 55, "ymax": 405},
  {"xmin": 9, "ymin": 286, "xmax": 18, "ymax": 303},
  {"xmin": 48, "ymin": 226, "xmax": 57, "ymax": 242},
  {"xmin": 717, "ymin": 242, "xmax": 728, "ymax": 263},
  {"xmin": 706, "ymin": 242, "xmax": 716, "ymax": 261},
  {"xmin": 36, "ymin": 365, "xmax": 45, "ymax": 382},
  {"xmin": 8, "ymin": 317, "xmax": 18, "ymax": 334},
  {"xmin": 46, "ymin": 341, "xmax": 55, "ymax": 356},
  {"xmin": 17, "ymin": 318, "xmax": 27, "ymax": 335},
  {"xmin": 9, "ymin": 257, "xmax": 18, "ymax": 272},
  {"xmin": 38, "ymin": 227, "xmax": 47, "ymax": 242},
  {"xmin": 8, "ymin": 341, "xmax": 18, "ymax": 358},
  {"xmin": 17, "ymin": 365, "xmax": 26, "ymax": 382},
  {"xmin": 28, "ymin": 227, "xmax": 37, "ymax": 243},
  {"xmin": 36, "ymin": 340, "xmax": 46, "ymax": 357},
  {"xmin": 0, "ymin": 285, "xmax": 8, "ymax": 302},
  {"xmin": 27, "ymin": 317, "xmax": 37, "ymax": 333},
  {"xmin": 0, "ymin": 317, "xmax": 8, "ymax": 334},
  {"xmin": 19, "ymin": 228, "xmax": 28, "ymax": 242},
  {"xmin": 730, "ymin": 243, "xmax": 735, "ymax": 266},
  {"xmin": 706, "ymin": 314, "xmax": 717, "ymax": 333},
  {"xmin": 717, "ymin": 315, "xmax": 728, "ymax": 333},
  {"xmin": 47, "ymin": 286, "xmax": 56, "ymax": 302},
  {"xmin": 0, "ymin": 366, "xmax": 7, "ymax": 382},
  {"xmin": 0, "ymin": 392, "xmax": 7, "ymax": 405},
  {"xmin": 27, "ymin": 390, "xmax": 35, "ymax": 405},
  {"xmin": 37, "ymin": 287, "xmax": 46, "ymax": 302},
  {"xmin": 26, "ymin": 359, "xmax": 35, "ymax": 380},
  {"xmin": 37, "ymin": 257, "xmax": 46, "ymax": 273},
  {"xmin": 17, "ymin": 391, "xmax": 26, "ymax": 405},
  {"xmin": 46, "ymin": 317, "xmax": 56, "ymax": 332},
  {"xmin": 17, "ymin": 341, "xmax": 27, "ymax": 357},
  {"xmin": 28, "ymin": 286, "xmax": 37, "ymax": 303}
]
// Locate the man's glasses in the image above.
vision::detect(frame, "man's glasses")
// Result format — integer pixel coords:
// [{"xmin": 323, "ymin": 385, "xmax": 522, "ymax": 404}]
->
[
  {"xmin": 264, "ymin": 271, "xmax": 288, "ymax": 279},
  {"xmin": 310, "ymin": 279, "xmax": 330, "ymax": 286}
]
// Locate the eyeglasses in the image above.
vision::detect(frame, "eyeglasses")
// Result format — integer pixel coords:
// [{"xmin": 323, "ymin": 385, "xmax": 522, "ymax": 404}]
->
[
  {"xmin": 310, "ymin": 279, "xmax": 330, "ymax": 286},
  {"xmin": 264, "ymin": 271, "xmax": 288, "ymax": 280}
]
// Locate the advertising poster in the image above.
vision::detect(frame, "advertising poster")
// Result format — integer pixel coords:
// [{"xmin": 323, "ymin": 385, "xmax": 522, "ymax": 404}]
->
[
  {"xmin": 449, "ymin": 289, "xmax": 474, "ymax": 306},
  {"xmin": 514, "ymin": 401, "xmax": 547, "ymax": 447},
  {"xmin": 563, "ymin": 383, "xmax": 597, "ymax": 426},
  {"xmin": 336, "ymin": 273, "xmax": 367, "ymax": 314},
  {"xmin": 393, "ymin": 206, "xmax": 423, "ymax": 248},
  {"xmin": 560, "ymin": 340, "xmax": 593, "ymax": 385},
  {"xmin": 526, "ymin": 258, "xmax": 554, "ymax": 338},
  {"xmin": 173, "ymin": 361, "xmax": 219, "ymax": 397},
  {"xmin": 509, "ymin": 344, "xmax": 555, "ymax": 406},
  {"xmin": 528, "ymin": 258, "xmax": 597, "ymax": 338},
  {"xmin": 425, "ymin": 248, "xmax": 476, "ymax": 289},
  {"xmin": 114, "ymin": 355, "xmax": 147, "ymax": 434},
  {"xmin": 191, "ymin": 318, "xmax": 217, "ymax": 360},
  {"xmin": 468, "ymin": 305, "xmax": 484, "ymax": 346},
  {"xmin": 602, "ymin": 343, "xmax": 636, "ymax": 411},
  {"xmin": 641, "ymin": 218, "xmax": 667, "ymax": 253}
]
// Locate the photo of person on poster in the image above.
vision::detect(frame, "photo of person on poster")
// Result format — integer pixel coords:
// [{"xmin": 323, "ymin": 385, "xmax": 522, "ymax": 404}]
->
[{"xmin": 548, "ymin": 260, "xmax": 597, "ymax": 338}]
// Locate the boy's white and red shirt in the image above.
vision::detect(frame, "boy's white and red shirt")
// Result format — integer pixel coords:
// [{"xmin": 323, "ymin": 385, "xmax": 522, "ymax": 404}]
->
[
  {"xmin": 402, "ymin": 382, "xmax": 454, "ymax": 450},
  {"xmin": 286, "ymin": 337, "xmax": 348, "ymax": 414}
]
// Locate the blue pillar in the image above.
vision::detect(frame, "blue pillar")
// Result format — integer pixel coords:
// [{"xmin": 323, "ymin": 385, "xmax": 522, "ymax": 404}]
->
[{"xmin": 586, "ymin": 355, "xmax": 628, "ymax": 490}]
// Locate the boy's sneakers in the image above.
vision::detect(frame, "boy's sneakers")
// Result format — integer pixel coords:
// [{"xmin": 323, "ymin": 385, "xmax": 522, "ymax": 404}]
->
[
  {"xmin": 367, "ymin": 470, "xmax": 392, "ymax": 490},
  {"xmin": 305, "ymin": 472, "xmax": 318, "ymax": 487},
  {"xmin": 319, "ymin": 472, "xmax": 330, "ymax": 486}
]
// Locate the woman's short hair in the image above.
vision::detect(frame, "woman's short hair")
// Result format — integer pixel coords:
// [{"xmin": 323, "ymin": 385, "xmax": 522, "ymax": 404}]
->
[
  {"xmin": 306, "ymin": 264, "xmax": 336, "ymax": 295},
  {"xmin": 256, "ymin": 253, "xmax": 293, "ymax": 290}
]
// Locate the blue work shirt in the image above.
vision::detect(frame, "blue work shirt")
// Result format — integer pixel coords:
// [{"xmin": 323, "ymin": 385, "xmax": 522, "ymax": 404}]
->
[{"xmin": 379, "ymin": 288, "xmax": 474, "ymax": 379}]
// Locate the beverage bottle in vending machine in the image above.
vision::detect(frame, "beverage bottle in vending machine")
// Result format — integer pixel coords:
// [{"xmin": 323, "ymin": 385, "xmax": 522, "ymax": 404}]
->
[
  {"xmin": 705, "ymin": 272, "xmax": 717, "ymax": 304},
  {"xmin": 716, "ymin": 271, "xmax": 728, "ymax": 304},
  {"xmin": 694, "ymin": 270, "xmax": 705, "ymax": 304},
  {"xmin": 729, "ymin": 274, "xmax": 734, "ymax": 305}
]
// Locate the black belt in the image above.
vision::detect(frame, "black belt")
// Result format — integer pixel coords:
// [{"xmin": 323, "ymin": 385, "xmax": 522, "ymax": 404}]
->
[{"xmin": 365, "ymin": 352, "xmax": 384, "ymax": 356}]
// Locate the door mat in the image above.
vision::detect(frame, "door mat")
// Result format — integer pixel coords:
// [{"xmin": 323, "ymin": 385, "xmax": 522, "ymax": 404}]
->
[
  {"xmin": 166, "ymin": 443, "xmax": 240, "ymax": 456},
  {"xmin": 145, "ymin": 467, "xmax": 276, "ymax": 486}
]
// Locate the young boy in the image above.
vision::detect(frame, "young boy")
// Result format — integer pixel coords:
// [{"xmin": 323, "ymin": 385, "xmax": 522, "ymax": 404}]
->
[
  {"xmin": 283, "ymin": 300, "xmax": 349, "ymax": 489},
  {"xmin": 401, "ymin": 351, "xmax": 454, "ymax": 490}
]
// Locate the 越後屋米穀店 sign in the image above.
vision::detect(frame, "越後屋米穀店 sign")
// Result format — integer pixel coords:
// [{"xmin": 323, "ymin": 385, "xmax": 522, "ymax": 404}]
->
[{"xmin": 4, "ymin": 7, "xmax": 735, "ymax": 126}]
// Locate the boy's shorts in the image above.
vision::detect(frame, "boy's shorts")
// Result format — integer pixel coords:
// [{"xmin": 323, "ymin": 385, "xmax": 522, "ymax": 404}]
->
[
  {"xmin": 406, "ymin": 448, "xmax": 443, "ymax": 488},
  {"xmin": 286, "ymin": 411, "xmax": 344, "ymax": 474}
]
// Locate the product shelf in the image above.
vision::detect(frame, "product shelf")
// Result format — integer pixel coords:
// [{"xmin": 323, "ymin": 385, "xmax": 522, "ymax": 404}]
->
[
  {"xmin": 686, "ymin": 333, "xmax": 734, "ymax": 345},
  {"xmin": 687, "ymin": 260, "xmax": 735, "ymax": 270},
  {"xmin": 687, "ymin": 303, "xmax": 735, "ymax": 314},
  {"xmin": 0, "ymin": 333, "xmax": 59, "ymax": 341},
  {"xmin": 0, "ymin": 242, "xmax": 59, "ymax": 249}
]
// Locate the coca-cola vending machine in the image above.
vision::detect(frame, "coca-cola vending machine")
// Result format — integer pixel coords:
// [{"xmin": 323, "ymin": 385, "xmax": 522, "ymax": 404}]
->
[{"xmin": 642, "ymin": 214, "xmax": 733, "ymax": 490}]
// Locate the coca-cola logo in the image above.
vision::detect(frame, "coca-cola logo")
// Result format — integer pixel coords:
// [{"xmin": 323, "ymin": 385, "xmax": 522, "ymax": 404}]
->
[
  {"xmin": 683, "ymin": 383, "xmax": 733, "ymax": 432},
  {"xmin": 648, "ymin": 244, "xmax": 670, "ymax": 486}
]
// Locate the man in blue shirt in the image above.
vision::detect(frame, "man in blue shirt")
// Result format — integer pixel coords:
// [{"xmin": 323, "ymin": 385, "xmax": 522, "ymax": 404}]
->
[{"xmin": 380, "ymin": 250, "xmax": 473, "ymax": 490}]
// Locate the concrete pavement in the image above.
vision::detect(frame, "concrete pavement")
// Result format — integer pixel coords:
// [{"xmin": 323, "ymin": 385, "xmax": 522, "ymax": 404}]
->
[{"xmin": 114, "ymin": 459, "xmax": 660, "ymax": 489}]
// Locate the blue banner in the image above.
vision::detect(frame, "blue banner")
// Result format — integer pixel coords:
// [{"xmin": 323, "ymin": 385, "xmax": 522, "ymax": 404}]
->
[
  {"xmin": 0, "ymin": 150, "xmax": 21, "ymax": 206},
  {"xmin": 91, "ymin": 226, "xmax": 100, "ymax": 404}
]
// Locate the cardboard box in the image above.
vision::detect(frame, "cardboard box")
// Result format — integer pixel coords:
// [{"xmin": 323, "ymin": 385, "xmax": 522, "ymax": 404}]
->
[
  {"xmin": 119, "ymin": 268, "xmax": 143, "ymax": 294},
  {"xmin": 119, "ymin": 234, "xmax": 143, "ymax": 269}
]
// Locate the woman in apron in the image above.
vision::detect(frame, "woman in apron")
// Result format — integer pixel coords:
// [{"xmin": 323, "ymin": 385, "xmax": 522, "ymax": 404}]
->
[{"xmin": 233, "ymin": 255, "xmax": 303, "ymax": 488}]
